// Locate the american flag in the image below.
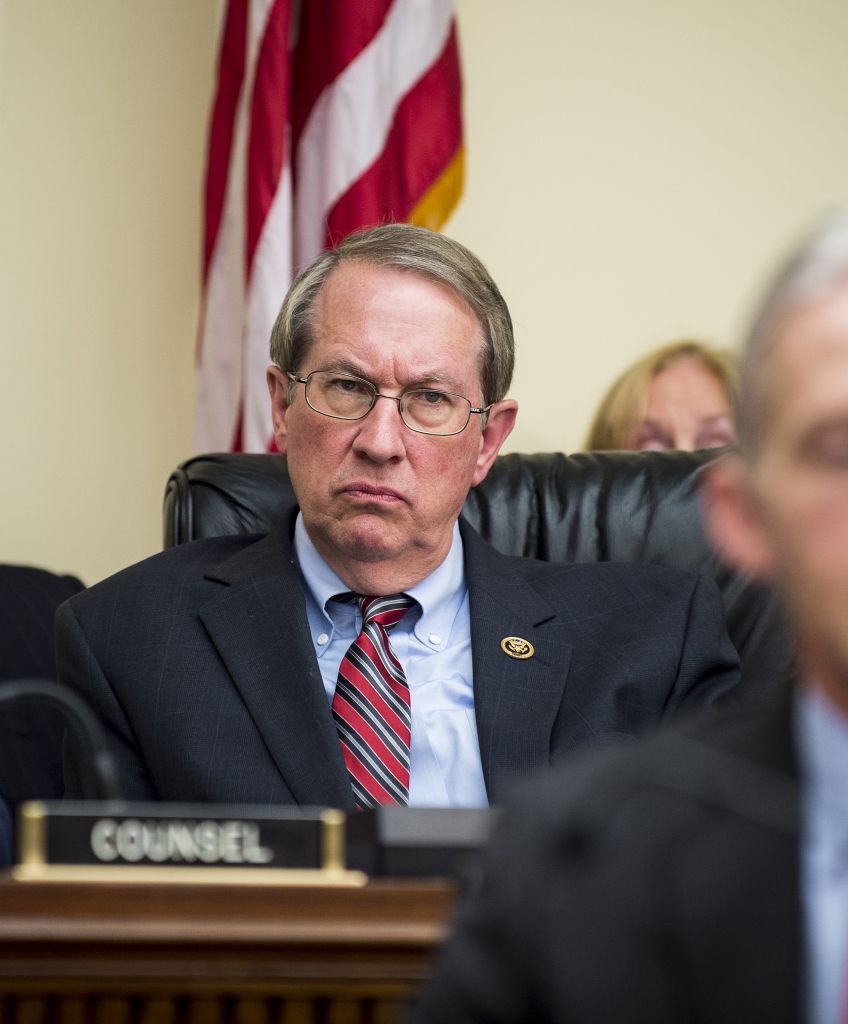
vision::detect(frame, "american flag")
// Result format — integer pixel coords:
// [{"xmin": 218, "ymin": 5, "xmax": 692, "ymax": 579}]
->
[{"xmin": 196, "ymin": 0, "xmax": 464, "ymax": 453}]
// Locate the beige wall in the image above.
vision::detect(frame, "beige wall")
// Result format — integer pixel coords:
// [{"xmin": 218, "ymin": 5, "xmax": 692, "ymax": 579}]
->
[
  {"xmin": 2, "ymin": 1, "xmax": 848, "ymax": 585},
  {"xmin": 452, "ymin": 0, "xmax": 848, "ymax": 452},
  {"xmin": 0, "ymin": 1, "xmax": 218, "ymax": 584}
]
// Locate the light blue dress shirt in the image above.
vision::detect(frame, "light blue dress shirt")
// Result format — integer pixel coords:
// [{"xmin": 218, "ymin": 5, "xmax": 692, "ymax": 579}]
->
[
  {"xmin": 293, "ymin": 514, "xmax": 488, "ymax": 807},
  {"xmin": 796, "ymin": 684, "xmax": 848, "ymax": 1024}
]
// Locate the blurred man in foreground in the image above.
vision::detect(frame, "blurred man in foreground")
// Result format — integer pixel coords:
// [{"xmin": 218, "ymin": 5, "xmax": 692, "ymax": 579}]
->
[{"xmin": 417, "ymin": 209, "xmax": 848, "ymax": 1024}]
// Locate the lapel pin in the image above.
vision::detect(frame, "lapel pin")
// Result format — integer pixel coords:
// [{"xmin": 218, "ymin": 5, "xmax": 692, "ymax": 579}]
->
[{"xmin": 501, "ymin": 636, "xmax": 535, "ymax": 660}]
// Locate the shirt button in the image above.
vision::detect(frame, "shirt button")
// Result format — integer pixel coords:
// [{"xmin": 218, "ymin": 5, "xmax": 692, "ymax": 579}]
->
[
  {"xmin": 317, "ymin": 632, "xmax": 329, "ymax": 646},
  {"xmin": 428, "ymin": 633, "xmax": 442, "ymax": 646}
]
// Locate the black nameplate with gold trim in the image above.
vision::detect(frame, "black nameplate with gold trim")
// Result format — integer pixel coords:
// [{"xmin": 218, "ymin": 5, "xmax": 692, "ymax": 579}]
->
[{"xmin": 14, "ymin": 801, "xmax": 365, "ymax": 886}]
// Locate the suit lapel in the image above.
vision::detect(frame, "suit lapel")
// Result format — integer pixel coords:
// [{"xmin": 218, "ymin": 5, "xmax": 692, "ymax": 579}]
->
[
  {"xmin": 461, "ymin": 521, "xmax": 573, "ymax": 803},
  {"xmin": 199, "ymin": 517, "xmax": 353, "ymax": 809}
]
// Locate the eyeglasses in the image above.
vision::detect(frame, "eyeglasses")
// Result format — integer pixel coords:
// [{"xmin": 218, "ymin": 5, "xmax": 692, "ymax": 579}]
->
[{"xmin": 287, "ymin": 370, "xmax": 491, "ymax": 437}]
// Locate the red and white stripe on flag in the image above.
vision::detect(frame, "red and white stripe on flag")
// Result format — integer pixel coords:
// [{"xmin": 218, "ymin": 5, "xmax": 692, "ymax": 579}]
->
[{"xmin": 196, "ymin": 0, "xmax": 464, "ymax": 454}]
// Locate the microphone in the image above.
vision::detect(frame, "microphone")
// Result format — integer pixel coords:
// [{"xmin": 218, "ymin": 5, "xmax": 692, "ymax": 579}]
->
[
  {"xmin": 2, "ymin": 682, "xmax": 490, "ymax": 882},
  {"xmin": 0, "ymin": 679, "xmax": 122, "ymax": 801}
]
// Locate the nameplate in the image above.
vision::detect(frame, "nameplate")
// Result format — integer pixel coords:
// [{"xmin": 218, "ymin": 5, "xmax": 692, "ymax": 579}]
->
[
  {"xmin": 348, "ymin": 807, "xmax": 495, "ymax": 877},
  {"xmin": 14, "ymin": 801, "xmax": 365, "ymax": 886}
]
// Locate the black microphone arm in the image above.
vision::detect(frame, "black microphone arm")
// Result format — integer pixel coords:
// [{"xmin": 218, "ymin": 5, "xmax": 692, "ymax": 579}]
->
[{"xmin": 0, "ymin": 679, "xmax": 122, "ymax": 801}]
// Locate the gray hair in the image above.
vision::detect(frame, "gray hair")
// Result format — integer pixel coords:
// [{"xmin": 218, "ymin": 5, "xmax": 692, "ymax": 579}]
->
[
  {"xmin": 740, "ymin": 207, "xmax": 848, "ymax": 453},
  {"xmin": 269, "ymin": 223, "xmax": 515, "ymax": 406}
]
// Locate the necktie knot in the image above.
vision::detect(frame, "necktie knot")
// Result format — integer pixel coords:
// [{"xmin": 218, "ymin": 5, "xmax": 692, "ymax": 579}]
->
[
  {"xmin": 359, "ymin": 594, "xmax": 414, "ymax": 632},
  {"xmin": 333, "ymin": 592, "xmax": 414, "ymax": 633}
]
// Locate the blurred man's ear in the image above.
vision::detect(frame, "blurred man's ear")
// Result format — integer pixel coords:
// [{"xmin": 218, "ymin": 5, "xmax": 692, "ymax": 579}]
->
[
  {"xmin": 701, "ymin": 454, "xmax": 776, "ymax": 579},
  {"xmin": 266, "ymin": 366, "xmax": 290, "ymax": 456}
]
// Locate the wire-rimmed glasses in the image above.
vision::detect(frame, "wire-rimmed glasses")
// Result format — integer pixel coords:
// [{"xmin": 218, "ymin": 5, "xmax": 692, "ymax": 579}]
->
[{"xmin": 287, "ymin": 370, "xmax": 491, "ymax": 436}]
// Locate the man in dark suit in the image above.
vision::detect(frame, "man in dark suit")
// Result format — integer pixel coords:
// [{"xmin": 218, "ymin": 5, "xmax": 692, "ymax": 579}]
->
[
  {"xmin": 57, "ymin": 224, "xmax": 738, "ymax": 806},
  {"xmin": 416, "ymin": 210, "xmax": 848, "ymax": 1023},
  {"xmin": 0, "ymin": 564, "xmax": 84, "ymax": 865},
  {"xmin": 0, "ymin": 565, "xmax": 85, "ymax": 800}
]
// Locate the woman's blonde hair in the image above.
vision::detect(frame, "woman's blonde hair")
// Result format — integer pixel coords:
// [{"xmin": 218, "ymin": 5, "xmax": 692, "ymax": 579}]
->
[{"xmin": 583, "ymin": 340, "xmax": 739, "ymax": 451}]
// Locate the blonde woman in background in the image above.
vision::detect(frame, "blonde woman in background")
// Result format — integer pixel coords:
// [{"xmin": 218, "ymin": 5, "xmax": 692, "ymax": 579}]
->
[{"xmin": 584, "ymin": 340, "xmax": 738, "ymax": 452}]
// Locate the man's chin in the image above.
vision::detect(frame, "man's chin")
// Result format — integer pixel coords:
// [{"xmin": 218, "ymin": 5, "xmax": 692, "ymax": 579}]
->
[{"xmin": 333, "ymin": 516, "xmax": 405, "ymax": 564}]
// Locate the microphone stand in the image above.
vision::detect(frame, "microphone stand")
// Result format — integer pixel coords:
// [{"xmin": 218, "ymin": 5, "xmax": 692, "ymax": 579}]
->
[{"xmin": 0, "ymin": 679, "xmax": 122, "ymax": 801}]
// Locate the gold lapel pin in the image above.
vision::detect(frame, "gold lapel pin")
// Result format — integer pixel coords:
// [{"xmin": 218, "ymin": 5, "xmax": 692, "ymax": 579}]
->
[{"xmin": 501, "ymin": 636, "xmax": 535, "ymax": 660}]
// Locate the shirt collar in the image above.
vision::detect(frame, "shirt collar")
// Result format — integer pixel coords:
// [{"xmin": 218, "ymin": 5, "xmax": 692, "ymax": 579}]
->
[
  {"xmin": 293, "ymin": 514, "xmax": 466, "ymax": 643},
  {"xmin": 796, "ymin": 683, "xmax": 848, "ymax": 879},
  {"xmin": 405, "ymin": 521, "xmax": 466, "ymax": 649},
  {"xmin": 797, "ymin": 683, "xmax": 848, "ymax": 814}
]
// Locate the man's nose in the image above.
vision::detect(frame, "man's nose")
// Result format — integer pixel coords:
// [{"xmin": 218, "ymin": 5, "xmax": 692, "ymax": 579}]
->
[{"xmin": 351, "ymin": 394, "xmax": 407, "ymax": 462}]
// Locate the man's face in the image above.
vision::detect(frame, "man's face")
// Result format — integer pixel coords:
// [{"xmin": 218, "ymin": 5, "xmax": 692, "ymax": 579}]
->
[
  {"xmin": 707, "ymin": 282, "xmax": 848, "ymax": 699},
  {"xmin": 267, "ymin": 261, "xmax": 517, "ymax": 593}
]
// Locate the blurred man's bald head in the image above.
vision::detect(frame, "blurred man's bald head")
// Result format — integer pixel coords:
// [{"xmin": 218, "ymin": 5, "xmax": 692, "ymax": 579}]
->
[{"xmin": 739, "ymin": 209, "xmax": 848, "ymax": 457}]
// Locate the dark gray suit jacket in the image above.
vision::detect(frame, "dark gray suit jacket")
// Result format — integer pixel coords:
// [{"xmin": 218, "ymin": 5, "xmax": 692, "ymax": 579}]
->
[
  {"xmin": 0, "ymin": 564, "xmax": 84, "ymax": 800},
  {"xmin": 416, "ymin": 688, "xmax": 800, "ymax": 1023},
  {"xmin": 57, "ymin": 514, "xmax": 740, "ymax": 804}
]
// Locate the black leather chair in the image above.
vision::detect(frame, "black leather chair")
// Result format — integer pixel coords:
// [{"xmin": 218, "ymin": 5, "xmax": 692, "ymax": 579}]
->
[{"xmin": 163, "ymin": 450, "xmax": 793, "ymax": 701}]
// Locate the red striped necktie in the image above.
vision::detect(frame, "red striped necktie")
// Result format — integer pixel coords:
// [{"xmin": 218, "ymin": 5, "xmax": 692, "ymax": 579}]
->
[{"xmin": 331, "ymin": 593, "xmax": 415, "ymax": 809}]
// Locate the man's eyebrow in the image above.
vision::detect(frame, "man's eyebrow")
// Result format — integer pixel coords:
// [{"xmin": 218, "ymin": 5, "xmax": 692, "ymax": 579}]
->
[
  {"xmin": 800, "ymin": 417, "xmax": 848, "ymax": 441},
  {"xmin": 320, "ymin": 359, "xmax": 370, "ymax": 378},
  {"xmin": 405, "ymin": 372, "xmax": 464, "ymax": 391},
  {"xmin": 318, "ymin": 360, "xmax": 464, "ymax": 392}
]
